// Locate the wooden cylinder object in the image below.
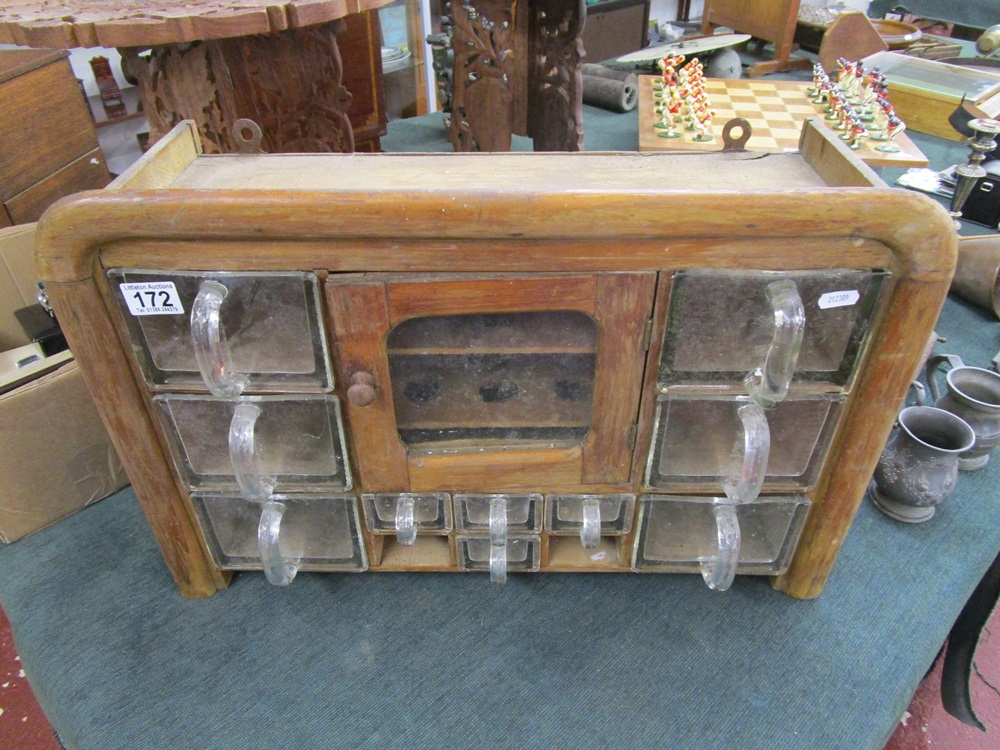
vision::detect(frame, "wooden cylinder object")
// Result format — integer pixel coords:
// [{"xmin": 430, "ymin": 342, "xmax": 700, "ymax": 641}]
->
[
  {"xmin": 953, "ymin": 235, "xmax": 1000, "ymax": 320},
  {"xmin": 582, "ymin": 73, "xmax": 638, "ymax": 112},
  {"xmin": 580, "ymin": 64, "xmax": 636, "ymax": 82}
]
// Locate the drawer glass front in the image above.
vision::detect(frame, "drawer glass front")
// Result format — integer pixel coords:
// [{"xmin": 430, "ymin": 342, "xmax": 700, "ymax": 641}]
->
[
  {"xmin": 646, "ymin": 394, "xmax": 844, "ymax": 492},
  {"xmin": 454, "ymin": 493, "xmax": 543, "ymax": 532},
  {"xmin": 659, "ymin": 269, "xmax": 886, "ymax": 389},
  {"xmin": 545, "ymin": 493, "xmax": 635, "ymax": 535},
  {"xmin": 456, "ymin": 535, "xmax": 541, "ymax": 573},
  {"xmin": 633, "ymin": 495, "xmax": 811, "ymax": 575},
  {"xmin": 387, "ymin": 312, "xmax": 596, "ymax": 450},
  {"xmin": 361, "ymin": 493, "xmax": 452, "ymax": 535},
  {"xmin": 109, "ymin": 269, "xmax": 331, "ymax": 392},
  {"xmin": 155, "ymin": 395, "xmax": 351, "ymax": 492},
  {"xmin": 192, "ymin": 493, "xmax": 366, "ymax": 571}
]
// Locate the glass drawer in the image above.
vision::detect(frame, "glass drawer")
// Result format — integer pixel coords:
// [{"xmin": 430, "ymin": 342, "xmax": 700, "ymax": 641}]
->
[
  {"xmin": 192, "ymin": 493, "xmax": 367, "ymax": 572},
  {"xmin": 456, "ymin": 535, "xmax": 541, "ymax": 573},
  {"xmin": 633, "ymin": 494, "xmax": 811, "ymax": 575},
  {"xmin": 454, "ymin": 493, "xmax": 543, "ymax": 532},
  {"xmin": 658, "ymin": 269, "xmax": 886, "ymax": 389},
  {"xmin": 155, "ymin": 395, "xmax": 351, "ymax": 493},
  {"xmin": 361, "ymin": 493, "xmax": 452, "ymax": 539},
  {"xmin": 108, "ymin": 270, "xmax": 331, "ymax": 394},
  {"xmin": 645, "ymin": 394, "xmax": 844, "ymax": 493},
  {"xmin": 545, "ymin": 494, "xmax": 635, "ymax": 535}
]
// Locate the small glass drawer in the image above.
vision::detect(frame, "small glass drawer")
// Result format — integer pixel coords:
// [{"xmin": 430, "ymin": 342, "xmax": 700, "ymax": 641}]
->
[
  {"xmin": 192, "ymin": 493, "xmax": 367, "ymax": 572},
  {"xmin": 155, "ymin": 394, "xmax": 351, "ymax": 493},
  {"xmin": 658, "ymin": 269, "xmax": 886, "ymax": 389},
  {"xmin": 108, "ymin": 269, "xmax": 332, "ymax": 393},
  {"xmin": 545, "ymin": 494, "xmax": 635, "ymax": 535},
  {"xmin": 454, "ymin": 493, "xmax": 543, "ymax": 532},
  {"xmin": 633, "ymin": 494, "xmax": 810, "ymax": 575},
  {"xmin": 456, "ymin": 535, "xmax": 541, "ymax": 573},
  {"xmin": 645, "ymin": 394, "xmax": 844, "ymax": 493},
  {"xmin": 361, "ymin": 493, "xmax": 452, "ymax": 535}
]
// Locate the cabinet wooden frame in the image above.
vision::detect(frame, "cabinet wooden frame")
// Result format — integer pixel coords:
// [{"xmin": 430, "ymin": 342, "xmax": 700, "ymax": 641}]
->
[{"xmin": 34, "ymin": 121, "xmax": 956, "ymax": 599}]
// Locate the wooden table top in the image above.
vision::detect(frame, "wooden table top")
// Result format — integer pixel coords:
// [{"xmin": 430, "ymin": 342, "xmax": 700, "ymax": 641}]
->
[{"xmin": 0, "ymin": 0, "xmax": 394, "ymax": 48}]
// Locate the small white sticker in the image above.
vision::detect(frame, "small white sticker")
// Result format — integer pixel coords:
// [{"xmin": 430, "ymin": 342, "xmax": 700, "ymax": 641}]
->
[
  {"xmin": 818, "ymin": 290, "xmax": 860, "ymax": 310},
  {"xmin": 120, "ymin": 281, "xmax": 184, "ymax": 315}
]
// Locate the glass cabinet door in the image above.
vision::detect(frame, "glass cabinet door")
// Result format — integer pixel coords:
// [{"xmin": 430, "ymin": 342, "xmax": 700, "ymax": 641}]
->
[
  {"xmin": 387, "ymin": 311, "xmax": 597, "ymax": 449},
  {"xmin": 378, "ymin": 0, "xmax": 432, "ymax": 120},
  {"xmin": 326, "ymin": 273, "xmax": 655, "ymax": 491}
]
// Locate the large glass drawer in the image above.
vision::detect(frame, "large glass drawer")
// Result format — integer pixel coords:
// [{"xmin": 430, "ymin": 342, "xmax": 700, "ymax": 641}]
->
[
  {"xmin": 658, "ymin": 269, "xmax": 886, "ymax": 389},
  {"xmin": 155, "ymin": 395, "xmax": 351, "ymax": 493},
  {"xmin": 109, "ymin": 270, "xmax": 332, "ymax": 394},
  {"xmin": 192, "ymin": 493, "xmax": 367, "ymax": 572},
  {"xmin": 633, "ymin": 494, "xmax": 811, "ymax": 576},
  {"xmin": 645, "ymin": 394, "xmax": 844, "ymax": 492}
]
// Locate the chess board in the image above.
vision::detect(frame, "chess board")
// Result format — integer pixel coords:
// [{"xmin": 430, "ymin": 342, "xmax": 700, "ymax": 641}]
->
[{"xmin": 638, "ymin": 77, "xmax": 929, "ymax": 168}]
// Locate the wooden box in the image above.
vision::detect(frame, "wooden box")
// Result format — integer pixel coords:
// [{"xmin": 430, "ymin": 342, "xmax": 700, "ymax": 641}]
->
[
  {"xmin": 860, "ymin": 51, "xmax": 1000, "ymax": 142},
  {"xmin": 33, "ymin": 120, "xmax": 956, "ymax": 600},
  {"xmin": 0, "ymin": 49, "xmax": 111, "ymax": 226}
]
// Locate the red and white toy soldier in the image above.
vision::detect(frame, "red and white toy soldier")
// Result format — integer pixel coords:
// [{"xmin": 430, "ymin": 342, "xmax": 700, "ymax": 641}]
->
[
  {"xmin": 693, "ymin": 107, "xmax": 715, "ymax": 142},
  {"xmin": 875, "ymin": 116, "xmax": 906, "ymax": 153}
]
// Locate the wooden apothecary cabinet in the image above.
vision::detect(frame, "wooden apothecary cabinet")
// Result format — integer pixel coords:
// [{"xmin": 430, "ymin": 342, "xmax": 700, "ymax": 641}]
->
[
  {"xmin": 35, "ymin": 120, "xmax": 955, "ymax": 599},
  {"xmin": 0, "ymin": 48, "xmax": 111, "ymax": 226}
]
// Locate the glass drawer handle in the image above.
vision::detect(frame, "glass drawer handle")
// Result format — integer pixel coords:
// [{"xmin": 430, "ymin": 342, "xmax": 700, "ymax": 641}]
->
[
  {"xmin": 489, "ymin": 496, "xmax": 508, "ymax": 585},
  {"xmin": 701, "ymin": 503, "xmax": 740, "ymax": 592},
  {"xmin": 745, "ymin": 279, "xmax": 805, "ymax": 408},
  {"xmin": 581, "ymin": 497, "xmax": 601, "ymax": 550},
  {"xmin": 395, "ymin": 495, "xmax": 417, "ymax": 546},
  {"xmin": 723, "ymin": 402, "xmax": 770, "ymax": 504},
  {"xmin": 258, "ymin": 499, "xmax": 298, "ymax": 586},
  {"xmin": 191, "ymin": 280, "xmax": 247, "ymax": 398},
  {"xmin": 229, "ymin": 402, "xmax": 274, "ymax": 504}
]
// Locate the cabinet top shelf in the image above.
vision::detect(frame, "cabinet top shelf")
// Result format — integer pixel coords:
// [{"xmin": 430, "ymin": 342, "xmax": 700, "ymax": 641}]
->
[
  {"xmin": 39, "ymin": 119, "xmax": 956, "ymax": 288},
  {"xmin": 171, "ymin": 148, "xmax": 842, "ymax": 192}
]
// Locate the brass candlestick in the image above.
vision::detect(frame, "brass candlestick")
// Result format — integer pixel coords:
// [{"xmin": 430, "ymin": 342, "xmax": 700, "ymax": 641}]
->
[{"xmin": 949, "ymin": 118, "xmax": 1000, "ymax": 230}]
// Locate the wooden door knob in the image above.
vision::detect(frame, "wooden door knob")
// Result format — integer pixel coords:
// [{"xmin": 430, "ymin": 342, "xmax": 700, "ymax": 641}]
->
[{"xmin": 347, "ymin": 371, "xmax": 377, "ymax": 407}]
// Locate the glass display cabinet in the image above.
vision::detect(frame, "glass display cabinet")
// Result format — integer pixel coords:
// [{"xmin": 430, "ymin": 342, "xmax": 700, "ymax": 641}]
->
[
  {"xmin": 378, "ymin": 0, "xmax": 433, "ymax": 120},
  {"xmin": 34, "ymin": 118, "xmax": 956, "ymax": 600}
]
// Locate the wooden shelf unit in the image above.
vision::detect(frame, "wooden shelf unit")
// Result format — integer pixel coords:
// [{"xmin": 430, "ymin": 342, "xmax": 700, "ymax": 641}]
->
[{"xmin": 34, "ymin": 119, "xmax": 957, "ymax": 600}]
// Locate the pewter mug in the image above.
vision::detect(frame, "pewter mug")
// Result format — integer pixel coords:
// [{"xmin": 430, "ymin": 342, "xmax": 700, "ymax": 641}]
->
[
  {"xmin": 925, "ymin": 354, "xmax": 1000, "ymax": 471},
  {"xmin": 869, "ymin": 406, "xmax": 976, "ymax": 523}
]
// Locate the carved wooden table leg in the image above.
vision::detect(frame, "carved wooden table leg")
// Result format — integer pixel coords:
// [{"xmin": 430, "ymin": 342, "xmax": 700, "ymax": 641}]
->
[
  {"xmin": 527, "ymin": 0, "xmax": 585, "ymax": 152},
  {"xmin": 122, "ymin": 19, "xmax": 367, "ymax": 154},
  {"xmin": 448, "ymin": 0, "xmax": 517, "ymax": 152},
  {"xmin": 448, "ymin": 0, "xmax": 583, "ymax": 152}
]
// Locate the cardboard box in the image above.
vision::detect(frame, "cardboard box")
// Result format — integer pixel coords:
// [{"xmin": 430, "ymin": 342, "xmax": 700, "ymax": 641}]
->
[{"xmin": 0, "ymin": 223, "xmax": 129, "ymax": 542}]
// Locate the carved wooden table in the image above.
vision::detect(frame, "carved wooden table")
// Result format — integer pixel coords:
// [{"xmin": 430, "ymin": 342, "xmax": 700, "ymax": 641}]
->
[
  {"xmin": 0, "ymin": 1, "xmax": 395, "ymax": 154},
  {"xmin": 448, "ymin": 0, "xmax": 586, "ymax": 152}
]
